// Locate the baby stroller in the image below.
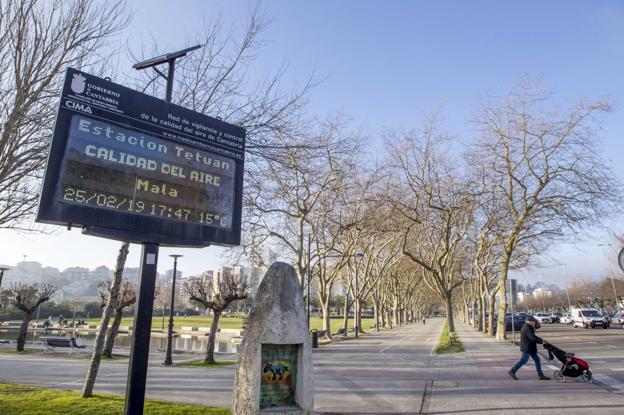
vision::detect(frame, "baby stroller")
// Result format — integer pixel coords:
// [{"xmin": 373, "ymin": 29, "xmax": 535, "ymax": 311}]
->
[{"xmin": 543, "ymin": 341, "xmax": 592, "ymax": 383}]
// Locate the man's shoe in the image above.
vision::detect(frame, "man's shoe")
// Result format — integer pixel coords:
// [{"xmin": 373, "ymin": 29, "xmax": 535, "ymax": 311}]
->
[
  {"xmin": 538, "ymin": 375, "xmax": 550, "ymax": 380},
  {"xmin": 507, "ymin": 370, "xmax": 518, "ymax": 380}
]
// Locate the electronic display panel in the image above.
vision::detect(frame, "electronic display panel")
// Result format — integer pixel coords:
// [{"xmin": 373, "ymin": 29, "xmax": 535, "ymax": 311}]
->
[{"xmin": 37, "ymin": 68, "xmax": 245, "ymax": 247}]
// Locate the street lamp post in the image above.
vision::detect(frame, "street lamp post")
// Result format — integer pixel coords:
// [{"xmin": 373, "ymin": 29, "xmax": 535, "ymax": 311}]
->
[
  {"xmin": 163, "ymin": 254, "xmax": 183, "ymax": 366},
  {"xmin": 307, "ymin": 235, "xmax": 312, "ymax": 329},
  {"xmin": 559, "ymin": 263, "xmax": 572, "ymax": 311},
  {"xmin": 598, "ymin": 244, "xmax": 622, "ymax": 315},
  {"xmin": 0, "ymin": 266, "xmax": 9, "ymax": 289}
]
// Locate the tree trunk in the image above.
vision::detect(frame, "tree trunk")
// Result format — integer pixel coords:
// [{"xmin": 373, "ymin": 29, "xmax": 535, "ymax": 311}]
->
[
  {"xmin": 102, "ymin": 309, "xmax": 123, "ymax": 359},
  {"xmin": 495, "ymin": 254, "xmax": 512, "ymax": 341},
  {"xmin": 342, "ymin": 298, "xmax": 349, "ymax": 334},
  {"xmin": 495, "ymin": 278, "xmax": 507, "ymax": 341},
  {"xmin": 392, "ymin": 298, "xmax": 399, "ymax": 326},
  {"xmin": 445, "ymin": 295, "xmax": 455, "ymax": 333},
  {"xmin": 318, "ymin": 286, "xmax": 332, "ymax": 336},
  {"xmin": 480, "ymin": 295, "xmax": 487, "ymax": 333},
  {"xmin": 82, "ymin": 242, "xmax": 129, "ymax": 398},
  {"xmin": 356, "ymin": 299, "xmax": 365, "ymax": 334},
  {"xmin": 16, "ymin": 311, "xmax": 33, "ymax": 352},
  {"xmin": 373, "ymin": 299, "xmax": 380, "ymax": 331},
  {"xmin": 205, "ymin": 310, "xmax": 221, "ymax": 364},
  {"xmin": 487, "ymin": 293, "xmax": 496, "ymax": 336},
  {"xmin": 472, "ymin": 301, "xmax": 478, "ymax": 328},
  {"xmin": 320, "ymin": 301, "xmax": 331, "ymax": 339},
  {"xmin": 381, "ymin": 305, "xmax": 387, "ymax": 328}
]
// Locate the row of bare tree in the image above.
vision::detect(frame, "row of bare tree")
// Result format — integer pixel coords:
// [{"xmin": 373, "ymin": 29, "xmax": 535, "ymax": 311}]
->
[{"xmin": 240, "ymin": 81, "xmax": 620, "ymax": 340}]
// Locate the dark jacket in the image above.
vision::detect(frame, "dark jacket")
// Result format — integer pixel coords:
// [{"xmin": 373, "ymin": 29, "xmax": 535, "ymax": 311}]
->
[{"xmin": 520, "ymin": 322, "xmax": 543, "ymax": 354}]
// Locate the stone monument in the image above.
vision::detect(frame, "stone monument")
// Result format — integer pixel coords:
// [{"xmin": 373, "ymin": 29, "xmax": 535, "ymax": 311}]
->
[{"xmin": 232, "ymin": 262, "xmax": 314, "ymax": 415}]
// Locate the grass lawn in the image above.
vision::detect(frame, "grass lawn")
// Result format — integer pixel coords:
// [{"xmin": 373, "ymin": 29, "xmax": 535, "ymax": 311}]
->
[
  {"xmin": 0, "ymin": 383, "xmax": 230, "ymax": 415},
  {"xmin": 83, "ymin": 316, "xmax": 375, "ymax": 333},
  {"xmin": 177, "ymin": 359, "xmax": 236, "ymax": 368},
  {"xmin": 435, "ymin": 321, "xmax": 465, "ymax": 355},
  {"xmin": 0, "ymin": 348, "xmax": 39, "ymax": 354}
]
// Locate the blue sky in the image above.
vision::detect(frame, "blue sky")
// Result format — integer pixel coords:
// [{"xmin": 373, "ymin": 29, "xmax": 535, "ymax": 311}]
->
[{"xmin": 2, "ymin": 1, "xmax": 624, "ymax": 286}]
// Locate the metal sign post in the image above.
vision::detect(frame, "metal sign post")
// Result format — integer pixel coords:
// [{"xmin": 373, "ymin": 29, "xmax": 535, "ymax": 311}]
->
[
  {"xmin": 124, "ymin": 243, "xmax": 158, "ymax": 415},
  {"xmin": 124, "ymin": 46, "xmax": 197, "ymax": 415}
]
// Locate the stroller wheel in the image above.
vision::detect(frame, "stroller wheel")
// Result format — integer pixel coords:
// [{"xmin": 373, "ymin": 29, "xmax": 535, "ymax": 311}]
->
[
  {"xmin": 554, "ymin": 370, "xmax": 566, "ymax": 383},
  {"xmin": 583, "ymin": 371, "xmax": 593, "ymax": 383}
]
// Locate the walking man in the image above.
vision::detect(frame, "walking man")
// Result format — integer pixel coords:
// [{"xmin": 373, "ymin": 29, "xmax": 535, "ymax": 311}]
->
[{"xmin": 508, "ymin": 315, "xmax": 550, "ymax": 380}]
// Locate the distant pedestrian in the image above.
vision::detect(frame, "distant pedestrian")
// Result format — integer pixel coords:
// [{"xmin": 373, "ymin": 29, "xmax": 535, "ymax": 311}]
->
[
  {"xmin": 422, "ymin": 317, "xmax": 426, "ymax": 325},
  {"xmin": 508, "ymin": 315, "xmax": 550, "ymax": 380}
]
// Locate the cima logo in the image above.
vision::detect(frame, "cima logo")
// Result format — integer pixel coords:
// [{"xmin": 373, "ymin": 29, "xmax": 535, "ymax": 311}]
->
[{"xmin": 70, "ymin": 73, "xmax": 86, "ymax": 94}]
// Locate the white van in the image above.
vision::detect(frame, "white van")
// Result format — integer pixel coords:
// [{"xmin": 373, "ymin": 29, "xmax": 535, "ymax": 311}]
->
[{"xmin": 571, "ymin": 307, "xmax": 609, "ymax": 329}]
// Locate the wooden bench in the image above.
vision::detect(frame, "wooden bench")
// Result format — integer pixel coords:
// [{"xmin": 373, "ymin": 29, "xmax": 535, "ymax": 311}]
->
[{"xmin": 41, "ymin": 336, "xmax": 86, "ymax": 355}]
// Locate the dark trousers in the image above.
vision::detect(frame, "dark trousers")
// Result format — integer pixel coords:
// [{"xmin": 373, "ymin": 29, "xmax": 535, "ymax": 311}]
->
[{"xmin": 511, "ymin": 352, "xmax": 543, "ymax": 377}]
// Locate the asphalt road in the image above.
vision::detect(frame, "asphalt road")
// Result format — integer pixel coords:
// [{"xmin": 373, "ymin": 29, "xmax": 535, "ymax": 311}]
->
[{"xmin": 533, "ymin": 322, "xmax": 624, "ymax": 389}]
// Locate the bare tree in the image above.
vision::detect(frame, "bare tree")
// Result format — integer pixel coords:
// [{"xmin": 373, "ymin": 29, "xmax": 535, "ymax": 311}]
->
[
  {"xmin": 245, "ymin": 119, "xmax": 360, "ymax": 286},
  {"xmin": 97, "ymin": 279, "xmax": 136, "ymax": 359},
  {"xmin": 0, "ymin": 0, "xmax": 130, "ymax": 229},
  {"xmin": 385, "ymin": 118, "xmax": 474, "ymax": 332},
  {"xmin": 7, "ymin": 282, "xmax": 55, "ymax": 351},
  {"xmin": 154, "ymin": 282, "xmax": 171, "ymax": 331},
  {"xmin": 468, "ymin": 82, "xmax": 620, "ymax": 340},
  {"xmin": 131, "ymin": 3, "xmax": 312, "ymax": 165},
  {"xmin": 82, "ymin": 242, "xmax": 129, "ymax": 398},
  {"xmin": 184, "ymin": 272, "xmax": 248, "ymax": 364}
]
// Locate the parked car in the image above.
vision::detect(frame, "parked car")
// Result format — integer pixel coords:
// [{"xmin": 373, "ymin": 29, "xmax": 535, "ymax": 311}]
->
[
  {"xmin": 612, "ymin": 312, "xmax": 624, "ymax": 325},
  {"xmin": 534, "ymin": 312, "xmax": 551, "ymax": 324},
  {"xmin": 559, "ymin": 314, "xmax": 573, "ymax": 324},
  {"xmin": 605, "ymin": 313, "xmax": 614, "ymax": 325},
  {"xmin": 571, "ymin": 307, "xmax": 609, "ymax": 329},
  {"xmin": 550, "ymin": 312, "xmax": 561, "ymax": 323},
  {"xmin": 504, "ymin": 313, "xmax": 527, "ymax": 331}
]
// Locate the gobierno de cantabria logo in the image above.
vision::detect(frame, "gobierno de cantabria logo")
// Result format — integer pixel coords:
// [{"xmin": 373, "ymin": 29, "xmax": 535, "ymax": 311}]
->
[{"xmin": 71, "ymin": 73, "xmax": 86, "ymax": 94}]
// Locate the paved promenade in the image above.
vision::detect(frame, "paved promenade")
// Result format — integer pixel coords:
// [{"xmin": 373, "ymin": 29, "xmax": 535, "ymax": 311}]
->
[
  {"xmin": 426, "ymin": 321, "xmax": 624, "ymax": 415},
  {"xmin": 1, "ymin": 318, "xmax": 624, "ymax": 414}
]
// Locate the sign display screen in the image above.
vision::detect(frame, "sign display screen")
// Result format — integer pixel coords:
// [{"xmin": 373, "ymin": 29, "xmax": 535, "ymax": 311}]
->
[
  {"xmin": 37, "ymin": 68, "xmax": 245, "ymax": 246},
  {"xmin": 61, "ymin": 115, "xmax": 236, "ymax": 228}
]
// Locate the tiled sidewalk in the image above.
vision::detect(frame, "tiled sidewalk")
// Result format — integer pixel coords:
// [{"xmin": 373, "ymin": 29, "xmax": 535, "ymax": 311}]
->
[{"xmin": 424, "ymin": 321, "xmax": 624, "ymax": 415}]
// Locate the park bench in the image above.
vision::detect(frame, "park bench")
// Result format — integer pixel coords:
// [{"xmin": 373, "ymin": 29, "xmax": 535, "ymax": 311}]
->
[
  {"xmin": 333, "ymin": 328, "xmax": 347, "ymax": 336},
  {"xmin": 40, "ymin": 336, "xmax": 86, "ymax": 355}
]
